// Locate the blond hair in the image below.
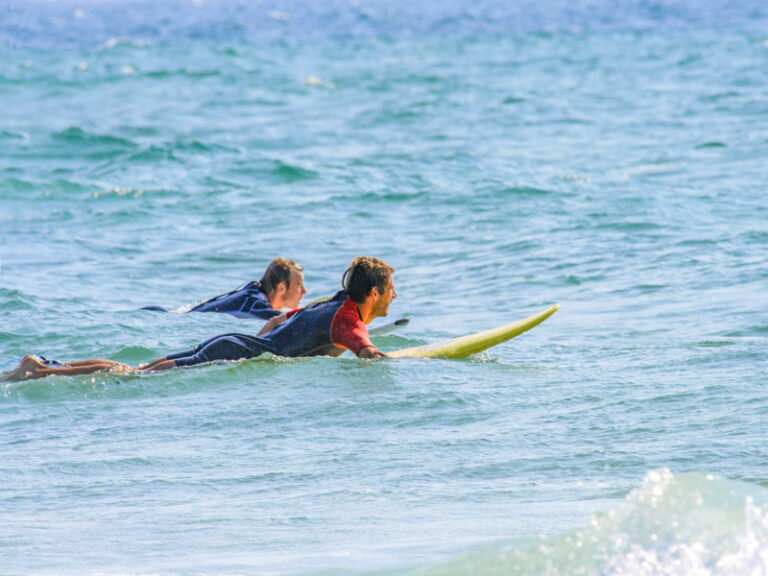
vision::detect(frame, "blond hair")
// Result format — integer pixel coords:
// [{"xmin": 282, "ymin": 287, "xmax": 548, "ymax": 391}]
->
[{"xmin": 260, "ymin": 258, "xmax": 303, "ymax": 295}]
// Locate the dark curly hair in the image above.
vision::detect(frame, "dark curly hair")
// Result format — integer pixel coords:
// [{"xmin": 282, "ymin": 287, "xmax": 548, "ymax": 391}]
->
[{"xmin": 342, "ymin": 256, "xmax": 395, "ymax": 303}]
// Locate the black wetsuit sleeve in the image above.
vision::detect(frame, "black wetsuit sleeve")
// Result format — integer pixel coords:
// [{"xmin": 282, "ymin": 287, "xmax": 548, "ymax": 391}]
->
[{"xmin": 189, "ymin": 283, "xmax": 281, "ymax": 319}]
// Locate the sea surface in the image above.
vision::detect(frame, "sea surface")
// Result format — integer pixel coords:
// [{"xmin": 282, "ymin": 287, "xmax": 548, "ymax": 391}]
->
[{"xmin": 2, "ymin": 1, "xmax": 768, "ymax": 574}]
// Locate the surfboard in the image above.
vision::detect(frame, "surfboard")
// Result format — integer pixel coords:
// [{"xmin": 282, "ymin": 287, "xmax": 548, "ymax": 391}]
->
[
  {"xmin": 369, "ymin": 317, "xmax": 410, "ymax": 336},
  {"xmin": 388, "ymin": 304, "xmax": 560, "ymax": 359}
]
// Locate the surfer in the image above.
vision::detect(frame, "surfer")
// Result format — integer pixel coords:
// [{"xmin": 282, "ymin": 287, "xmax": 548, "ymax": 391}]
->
[
  {"xmin": 4, "ymin": 257, "xmax": 396, "ymax": 381},
  {"xmin": 142, "ymin": 257, "xmax": 307, "ymax": 318}
]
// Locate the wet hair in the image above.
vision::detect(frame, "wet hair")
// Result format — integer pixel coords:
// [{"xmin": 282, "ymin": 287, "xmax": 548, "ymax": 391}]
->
[
  {"xmin": 342, "ymin": 256, "xmax": 394, "ymax": 304},
  {"xmin": 260, "ymin": 258, "xmax": 303, "ymax": 295}
]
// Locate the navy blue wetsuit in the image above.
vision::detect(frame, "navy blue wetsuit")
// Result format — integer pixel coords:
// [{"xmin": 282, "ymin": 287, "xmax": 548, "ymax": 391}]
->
[
  {"xmin": 143, "ymin": 281, "xmax": 281, "ymax": 319},
  {"xmin": 169, "ymin": 291, "xmax": 369, "ymax": 367},
  {"xmin": 189, "ymin": 281, "xmax": 280, "ymax": 318}
]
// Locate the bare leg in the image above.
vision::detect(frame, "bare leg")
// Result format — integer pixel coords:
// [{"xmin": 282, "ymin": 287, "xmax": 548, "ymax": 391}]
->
[
  {"xmin": 138, "ymin": 359, "xmax": 177, "ymax": 373},
  {"xmin": 3, "ymin": 355, "xmax": 135, "ymax": 382},
  {"xmin": 138, "ymin": 356, "xmax": 170, "ymax": 371},
  {"xmin": 3, "ymin": 352, "xmax": 184, "ymax": 382},
  {"xmin": 57, "ymin": 358, "xmax": 127, "ymax": 368},
  {"xmin": 3, "ymin": 355, "xmax": 46, "ymax": 382}
]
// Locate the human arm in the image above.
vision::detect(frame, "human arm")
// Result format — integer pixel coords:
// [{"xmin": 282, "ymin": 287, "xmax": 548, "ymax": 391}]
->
[
  {"xmin": 257, "ymin": 312, "xmax": 289, "ymax": 336},
  {"xmin": 331, "ymin": 302, "xmax": 388, "ymax": 358}
]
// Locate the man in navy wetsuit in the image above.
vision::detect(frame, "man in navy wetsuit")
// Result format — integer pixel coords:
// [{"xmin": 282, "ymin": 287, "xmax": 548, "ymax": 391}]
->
[
  {"xmin": 142, "ymin": 257, "xmax": 307, "ymax": 319},
  {"xmin": 5, "ymin": 257, "xmax": 396, "ymax": 381}
]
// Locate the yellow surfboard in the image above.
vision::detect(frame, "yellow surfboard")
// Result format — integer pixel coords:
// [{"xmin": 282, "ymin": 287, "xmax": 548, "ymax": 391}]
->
[{"xmin": 388, "ymin": 304, "xmax": 560, "ymax": 359}]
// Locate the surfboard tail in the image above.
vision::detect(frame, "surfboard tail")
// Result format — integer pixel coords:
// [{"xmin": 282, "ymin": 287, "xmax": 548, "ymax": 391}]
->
[{"xmin": 369, "ymin": 317, "xmax": 410, "ymax": 336}]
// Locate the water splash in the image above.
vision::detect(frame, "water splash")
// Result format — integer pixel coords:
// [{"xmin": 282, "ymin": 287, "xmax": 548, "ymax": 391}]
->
[{"xmin": 414, "ymin": 469, "xmax": 768, "ymax": 576}]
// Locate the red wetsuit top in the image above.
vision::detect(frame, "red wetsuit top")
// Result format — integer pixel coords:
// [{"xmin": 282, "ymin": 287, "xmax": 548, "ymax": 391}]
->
[
  {"xmin": 283, "ymin": 297, "xmax": 373, "ymax": 356},
  {"xmin": 330, "ymin": 298, "xmax": 374, "ymax": 355}
]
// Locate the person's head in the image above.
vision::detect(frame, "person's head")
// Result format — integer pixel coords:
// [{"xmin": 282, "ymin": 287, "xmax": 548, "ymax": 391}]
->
[
  {"xmin": 261, "ymin": 258, "xmax": 307, "ymax": 309},
  {"xmin": 342, "ymin": 256, "xmax": 396, "ymax": 317}
]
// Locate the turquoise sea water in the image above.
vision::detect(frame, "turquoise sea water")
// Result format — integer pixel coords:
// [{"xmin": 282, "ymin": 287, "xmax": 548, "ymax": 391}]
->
[{"xmin": 2, "ymin": 1, "xmax": 768, "ymax": 574}]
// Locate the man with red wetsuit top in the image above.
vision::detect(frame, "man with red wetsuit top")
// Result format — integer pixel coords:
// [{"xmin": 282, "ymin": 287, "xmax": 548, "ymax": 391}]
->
[
  {"xmin": 4, "ymin": 257, "xmax": 397, "ymax": 381},
  {"xmin": 259, "ymin": 255, "xmax": 395, "ymax": 359}
]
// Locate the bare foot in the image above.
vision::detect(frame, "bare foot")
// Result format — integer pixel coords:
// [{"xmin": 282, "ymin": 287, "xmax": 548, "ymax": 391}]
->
[
  {"xmin": 110, "ymin": 363, "xmax": 135, "ymax": 374},
  {"xmin": 3, "ymin": 355, "xmax": 46, "ymax": 382}
]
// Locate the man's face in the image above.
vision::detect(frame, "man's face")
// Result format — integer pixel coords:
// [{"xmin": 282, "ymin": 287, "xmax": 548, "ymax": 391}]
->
[
  {"xmin": 284, "ymin": 270, "xmax": 307, "ymax": 309},
  {"xmin": 373, "ymin": 277, "xmax": 397, "ymax": 318}
]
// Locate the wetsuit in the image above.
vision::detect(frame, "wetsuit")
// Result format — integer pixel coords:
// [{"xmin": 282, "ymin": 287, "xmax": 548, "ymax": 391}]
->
[
  {"xmin": 168, "ymin": 291, "xmax": 374, "ymax": 367},
  {"xmin": 142, "ymin": 281, "xmax": 281, "ymax": 319}
]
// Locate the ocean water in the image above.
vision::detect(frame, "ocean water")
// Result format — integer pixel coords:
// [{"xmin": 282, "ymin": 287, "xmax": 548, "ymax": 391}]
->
[{"xmin": 2, "ymin": 1, "xmax": 768, "ymax": 574}]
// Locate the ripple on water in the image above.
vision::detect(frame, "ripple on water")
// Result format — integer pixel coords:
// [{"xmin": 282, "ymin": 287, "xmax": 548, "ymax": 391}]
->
[
  {"xmin": 50, "ymin": 126, "xmax": 138, "ymax": 155},
  {"xmin": 3, "ymin": 19, "xmax": 768, "ymax": 576}
]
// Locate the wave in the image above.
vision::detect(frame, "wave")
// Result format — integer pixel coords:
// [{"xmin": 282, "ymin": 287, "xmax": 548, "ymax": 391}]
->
[
  {"xmin": 696, "ymin": 141, "xmax": 728, "ymax": 149},
  {"xmin": 0, "ymin": 176, "xmax": 37, "ymax": 193},
  {"xmin": 229, "ymin": 159, "xmax": 319, "ymax": 182},
  {"xmin": 0, "ymin": 288, "xmax": 37, "ymax": 311},
  {"xmin": 97, "ymin": 37, "xmax": 151, "ymax": 51},
  {"xmin": 48, "ymin": 127, "xmax": 139, "ymax": 161},
  {"xmin": 0, "ymin": 130, "xmax": 25, "ymax": 141},
  {"xmin": 408, "ymin": 469, "xmax": 768, "ymax": 576},
  {"xmin": 52, "ymin": 126, "xmax": 137, "ymax": 148}
]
